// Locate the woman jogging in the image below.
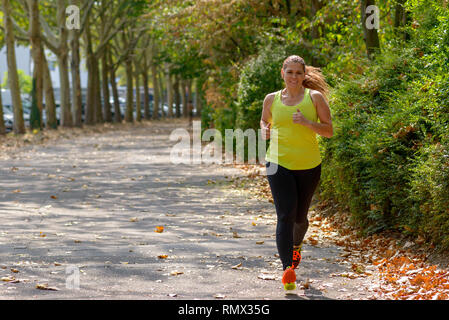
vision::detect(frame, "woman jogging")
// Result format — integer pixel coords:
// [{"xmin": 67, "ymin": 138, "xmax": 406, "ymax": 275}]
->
[{"xmin": 260, "ymin": 55, "xmax": 333, "ymax": 291}]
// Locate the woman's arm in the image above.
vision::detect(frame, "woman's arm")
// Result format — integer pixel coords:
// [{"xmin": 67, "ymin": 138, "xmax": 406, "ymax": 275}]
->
[
  {"xmin": 260, "ymin": 93, "xmax": 275, "ymax": 140},
  {"xmin": 292, "ymin": 90, "xmax": 333, "ymax": 138}
]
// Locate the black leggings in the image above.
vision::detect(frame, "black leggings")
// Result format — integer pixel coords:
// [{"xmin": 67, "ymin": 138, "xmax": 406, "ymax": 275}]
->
[{"xmin": 266, "ymin": 162, "xmax": 321, "ymax": 270}]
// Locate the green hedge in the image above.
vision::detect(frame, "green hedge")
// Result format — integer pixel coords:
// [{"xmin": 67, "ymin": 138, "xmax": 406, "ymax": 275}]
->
[{"xmin": 319, "ymin": 4, "xmax": 449, "ymax": 249}]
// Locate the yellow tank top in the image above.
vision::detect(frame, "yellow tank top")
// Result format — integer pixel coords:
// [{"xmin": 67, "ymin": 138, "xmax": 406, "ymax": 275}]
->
[{"xmin": 265, "ymin": 88, "xmax": 321, "ymax": 170}]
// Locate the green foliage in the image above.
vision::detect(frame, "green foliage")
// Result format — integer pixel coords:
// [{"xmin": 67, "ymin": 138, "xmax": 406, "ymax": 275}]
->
[
  {"xmin": 319, "ymin": 2, "xmax": 449, "ymax": 248},
  {"xmin": 2, "ymin": 70, "xmax": 32, "ymax": 95},
  {"xmin": 235, "ymin": 44, "xmax": 286, "ymax": 132}
]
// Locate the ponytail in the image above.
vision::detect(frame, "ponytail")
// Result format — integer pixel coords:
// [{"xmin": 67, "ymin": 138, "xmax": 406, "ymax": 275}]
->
[{"xmin": 303, "ymin": 65, "xmax": 329, "ymax": 98}]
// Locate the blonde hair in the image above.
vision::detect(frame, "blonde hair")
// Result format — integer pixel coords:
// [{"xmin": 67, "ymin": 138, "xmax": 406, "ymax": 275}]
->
[{"xmin": 282, "ymin": 55, "xmax": 329, "ymax": 98}]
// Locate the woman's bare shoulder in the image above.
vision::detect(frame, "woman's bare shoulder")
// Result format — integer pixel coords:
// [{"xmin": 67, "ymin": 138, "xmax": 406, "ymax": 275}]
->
[
  {"xmin": 263, "ymin": 91, "xmax": 277, "ymax": 106},
  {"xmin": 309, "ymin": 89, "xmax": 327, "ymax": 105}
]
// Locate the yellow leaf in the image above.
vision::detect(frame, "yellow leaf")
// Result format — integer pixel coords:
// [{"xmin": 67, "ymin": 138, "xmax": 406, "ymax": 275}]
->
[
  {"xmin": 130, "ymin": 217, "xmax": 138, "ymax": 222},
  {"xmin": 231, "ymin": 263, "xmax": 242, "ymax": 269}
]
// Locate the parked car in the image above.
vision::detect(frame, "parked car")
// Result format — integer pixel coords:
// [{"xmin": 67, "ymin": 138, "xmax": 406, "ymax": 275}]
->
[{"xmin": 2, "ymin": 106, "xmax": 13, "ymax": 132}]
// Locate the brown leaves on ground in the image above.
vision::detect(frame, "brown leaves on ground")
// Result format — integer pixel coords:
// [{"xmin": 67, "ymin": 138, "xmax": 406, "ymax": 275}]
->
[
  {"xmin": 313, "ymin": 203, "xmax": 449, "ymax": 300},
  {"xmin": 234, "ymin": 163, "xmax": 449, "ymax": 300}
]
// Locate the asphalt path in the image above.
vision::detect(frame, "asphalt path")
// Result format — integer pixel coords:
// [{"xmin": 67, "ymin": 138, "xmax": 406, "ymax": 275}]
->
[{"xmin": 0, "ymin": 120, "xmax": 378, "ymax": 300}]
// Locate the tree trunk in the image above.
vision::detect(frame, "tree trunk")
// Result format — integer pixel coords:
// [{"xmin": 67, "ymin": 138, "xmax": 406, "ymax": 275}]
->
[
  {"xmin": 194, "ymin": 78, "xmax": 201, "ymax": 117},
  {"xmin": 84, "ymin": 20, "xmax": 95, "ymax": 125},
  {"xmin": 0, "ymin": 87, "xmax": 5, "ymax": 134},
  {"xmin": 361, "ymin": 0, "xmax": 381, "ymax": 59},
  {"xmin": 125, "ymin": 58, "xmax": 134, "ymax": 122},
  {"xmin": 42, "ymin": 50, "xmax": 57, "ymax": 129},
  {"xmin": 135, "ymin": 70, "xmax": 141, "ymax": 122},
  {"xmin": 165, "ymin": 63, "xmax": 173, "ymax": 118},
  {"xmin": 28, "ymin": 0, "xmax": 44, "ymax": 130},
  {"xmin": 93, "ymin": 58, "xmax": 103, "ymax": 123},
  {"xmin": 174, "ymin": 75, "xmax": 181, "ymax": 118},
  {"xmin": 310, "ymin": 0, "xmax": 324, "ymax": 66},
  {"xmin": 57, "ymin": 0, "xmax": 72, "ymax": 127},
  {"xmin": 142, "ymin": 69, "xmax": 150, "ymax": 120},
  {"xmin": 181, "ymin": 78, "xmax": 188, "ymax": 118},
  {"xmin": 394, "ymin": 0, "xmax": 409, "ymax": 41},
  {"xmin": 109, "ymin": 54, "xmax": 122, "ymax": 123},
  {"xmin": 158, "ymin": 69, "xmax": 165, "ymax": 118},
  {"xmin": 2, "ymin": 0, "xmax": 25, "ymax": 134},
  {"xmin": 151, "ymin": 62, "xmax": 160, "ymax": 120},
  {"xmin": 101, "ymin": 52, "xmax": 112, "ymax": 122},
  {"xmin": 70, "ymin": 28, "xmax": 83, "ymax": 127}
]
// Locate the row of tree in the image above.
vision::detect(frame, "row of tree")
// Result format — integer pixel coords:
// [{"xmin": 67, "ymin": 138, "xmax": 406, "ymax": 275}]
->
[{"xmin": 0, "ymin": 0, "xmax": 205, "ymax": 135}]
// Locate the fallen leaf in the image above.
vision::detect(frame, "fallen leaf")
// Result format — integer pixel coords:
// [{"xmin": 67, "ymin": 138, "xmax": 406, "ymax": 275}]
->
[
  {"xmin": 130, "ymin": 217, "xmax": 138, "ymax": 222},
  {"xmin": 1, "ymin": 276, "xmax": 16, "ymax": 282},
  {"xmin": 36, "ymin": 283, "xmax": 59, "ymax": 291},
  {"xmin": 258, "ymin": 273, "xmax": 276, "ymax": 280},
  {"xmin": 50, "ymin": 195, "xmax": 58, "ymax": 199},
  {"xmin": 256, "ymin": 241, "xmax": 264, "ymax": 245},
  {"xmin": 308, "ymin": 237, "xmax": 318, "ymax": 246},
  {"xmin": 214, "ymin": 294, "xmax": 226, "ymax": 299},
  {"xmin": 155, "ymin": 226, "xmax": 164, "ymax": 233},
  {"xmin": 232, "ymin": 232, "xmax": 241, "ymax": 238},
  {"xmin": 158, "ymin": 255, "xmax": 168, "ymax": 259},
  {"xmin": 231, "ymin": 263, "xmax": 242, "ymax": 270},
  {"xmin": 170, "ymin": 271, "xmax": 183, "ymax": 276},
  {"xmin": 10, "ymin": 268, "xmax": 19, "ymax": 273}
]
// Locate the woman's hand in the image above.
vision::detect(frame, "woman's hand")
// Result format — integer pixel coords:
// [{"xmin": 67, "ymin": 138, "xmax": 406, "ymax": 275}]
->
[
  {"xmin": 292, "ymin": 109, "xmax": 310, "ymax": 126},
  {"xmin": 261, "ymin": 121, "xmax": 271, "ymax": 140}
]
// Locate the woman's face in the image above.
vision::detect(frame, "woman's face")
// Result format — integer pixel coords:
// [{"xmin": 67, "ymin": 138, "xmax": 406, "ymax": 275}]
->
[{"xmin": 281, "ymin": 62, "xmax": 305, "ymax": 89}]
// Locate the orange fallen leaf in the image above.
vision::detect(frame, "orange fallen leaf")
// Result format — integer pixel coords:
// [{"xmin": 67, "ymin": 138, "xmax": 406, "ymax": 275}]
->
[
  {"xmin": 158, "ymin": 255, "xmax": 168, "ymax": 259},
  {"xmin": 50, "ymin": 195, "xmax": 58, "ymax": 199},
  {"xmin": 155, "ymin": 226, "xmax": 164, "ymax": 233}
]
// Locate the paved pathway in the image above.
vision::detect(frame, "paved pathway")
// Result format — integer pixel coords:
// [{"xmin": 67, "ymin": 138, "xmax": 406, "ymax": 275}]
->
[{"xmin": 0, "ymin": 120, "xmax": 377, "ymax": 299}]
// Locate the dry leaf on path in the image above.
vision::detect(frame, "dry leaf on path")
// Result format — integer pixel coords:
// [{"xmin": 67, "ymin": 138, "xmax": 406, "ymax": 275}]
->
[
  {"xmin": 36, "ymin": 283, "xmax": 59, "ymax": 291},
  {"xmin": 258, "ymin": 273, "xmax": 276, "ymax": 281},
  {"xmin": 155, "ymin": 226, "xmax": 164, "ymax": 233},
  {"xmin": 231, "ymin": 263, "xmax": 242, "ymax": 270}
]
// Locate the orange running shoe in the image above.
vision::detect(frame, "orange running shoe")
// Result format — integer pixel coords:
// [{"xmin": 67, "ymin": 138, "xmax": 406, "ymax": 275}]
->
[
  {"xmin": 282, "ymin": 267, "xmax": 296, "ymax": 291},
  {"xmin": 292, "ymin": 245, "xmax": 302, "ymax": 269}
]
